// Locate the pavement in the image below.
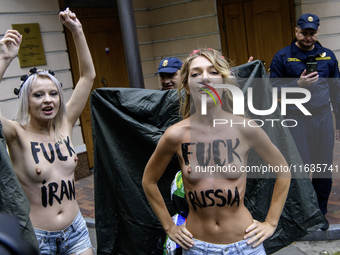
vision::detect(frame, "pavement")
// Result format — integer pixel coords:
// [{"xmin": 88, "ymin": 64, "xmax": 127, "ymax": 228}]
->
[
  {"xmin": 274, "ymin": 239, "xmax": 340, "ymax": 254},
  {"xmin": 76, "ymin": 139, "xmax": 340, "ymax": 254}
]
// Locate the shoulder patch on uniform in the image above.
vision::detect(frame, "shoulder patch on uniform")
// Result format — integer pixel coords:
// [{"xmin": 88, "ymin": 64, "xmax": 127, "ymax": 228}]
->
[
  {"xmin": 316, "ymin": 56, "xmax": 331, "ymax": 60},
  {"xmin": 287, "ymin": 58, "xmax": 301, "ymax": 62}
]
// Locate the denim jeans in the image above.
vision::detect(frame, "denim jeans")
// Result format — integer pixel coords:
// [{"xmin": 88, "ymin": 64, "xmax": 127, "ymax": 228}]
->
[
  {"xmin": 182, "ymin": 238, "xmax": 266, "ymax": 255},
  {"xmin": 34, "ymin": 211, "xmax": 94, "ymax": 254}
]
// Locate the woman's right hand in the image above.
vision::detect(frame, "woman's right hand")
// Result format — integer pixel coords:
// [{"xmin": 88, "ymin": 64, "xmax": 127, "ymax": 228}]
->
[
  {"xmin": 0, "ymin": 30, "xmax": 21, "ymax": 61},
  {"xmin": 166, "ymin": 223, "xmax": 195, "ymax": 250}
]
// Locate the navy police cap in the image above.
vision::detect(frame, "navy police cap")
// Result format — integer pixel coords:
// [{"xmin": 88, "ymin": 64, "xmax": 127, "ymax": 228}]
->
[
  {"xmin": 155, "ymin": 57, "xmax": 183, "ymax": 74},
  {"xmin": 297, "ymin": 13, "xmax": 320, "ymax": 31}
]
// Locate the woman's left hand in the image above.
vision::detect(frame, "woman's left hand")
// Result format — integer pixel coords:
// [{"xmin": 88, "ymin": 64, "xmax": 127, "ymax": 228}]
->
[
  {"xmin": 243, "ymin": 220, "xmax": 276, "ymax": 247},
  {"xmin": 59, "ymin": 8, "xmax": 82, "ymax": 32}
]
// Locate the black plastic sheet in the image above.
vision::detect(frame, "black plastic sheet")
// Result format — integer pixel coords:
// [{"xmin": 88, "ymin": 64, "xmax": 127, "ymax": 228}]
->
[
  {"xmin": 92, "ymin": 60, "xmax": 325, "ymax": 254},
  {"xmin": 0, "ymin": 121, "xmax": 40, "ymax": 254}
]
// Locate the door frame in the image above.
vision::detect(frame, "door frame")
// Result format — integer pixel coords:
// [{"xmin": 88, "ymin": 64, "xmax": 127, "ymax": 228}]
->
[{"xmin": 216, "ymin": 0, "xmax": 296, "ymax": 64}]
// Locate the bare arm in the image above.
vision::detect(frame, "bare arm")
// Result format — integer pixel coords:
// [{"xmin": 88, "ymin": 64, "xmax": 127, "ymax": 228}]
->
[
  {"xmin": 243, "ymin": 125, "xmax": 291, "ymax": 247},
  {"xmin": 0, "ymin": 30, "xmax": 22, "ymax": 141},
  {"xmin": 59, "ymin": 8, "xmax": 96, "ymax": 127},
  {"xmin": 142, "ymin": 127, "xmax": 194, "ymax": 250}
]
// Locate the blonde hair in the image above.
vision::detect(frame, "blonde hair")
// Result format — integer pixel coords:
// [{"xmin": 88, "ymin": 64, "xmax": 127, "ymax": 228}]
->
[
  {"xmin": 178, "ymin": 48, "xmax": 235, "ymax": 119},
  {"xmin": 16, "ymin": 70, "xmax": 67, "ymax": 141}
]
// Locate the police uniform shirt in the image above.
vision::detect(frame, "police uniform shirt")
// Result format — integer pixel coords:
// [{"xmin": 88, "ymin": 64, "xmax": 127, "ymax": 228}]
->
[{"xmin": 269, "ymin": 39, "xmax": 340, "ymax": 128}]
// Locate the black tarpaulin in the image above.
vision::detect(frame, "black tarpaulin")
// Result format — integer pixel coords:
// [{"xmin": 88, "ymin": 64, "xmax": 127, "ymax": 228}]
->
[
  {"xmin": 0, "ymin": 121, "xmax": 40, "ymax": 253},
  {"xmin": 92, "ymin": 60, "xmax": 325, "ymax": 255}
]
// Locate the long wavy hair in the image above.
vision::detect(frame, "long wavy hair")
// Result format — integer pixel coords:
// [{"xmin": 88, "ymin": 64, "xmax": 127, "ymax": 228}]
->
[
  {"xmin": 178, "ymin": 48, "xmax": 235, "ymax": 119},
  {"xmin": 16, "ymin": 70, "xmax": 67, "ymax": 141}
]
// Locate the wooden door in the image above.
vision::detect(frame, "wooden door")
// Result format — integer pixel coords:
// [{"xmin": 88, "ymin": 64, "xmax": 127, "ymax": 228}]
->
[
  {"xmin": 217, "ymin": 0, "xmax": 295, "ymax": 69},
  {"xmin": 65, "ymin": 8, "xmax": 129, "ymax": 168}
]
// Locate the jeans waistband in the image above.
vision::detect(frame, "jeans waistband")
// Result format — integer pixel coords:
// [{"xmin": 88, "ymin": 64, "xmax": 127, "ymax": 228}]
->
[{"xmin": 191, "ymin": 237, "xmax": 250, "ymax": 247}]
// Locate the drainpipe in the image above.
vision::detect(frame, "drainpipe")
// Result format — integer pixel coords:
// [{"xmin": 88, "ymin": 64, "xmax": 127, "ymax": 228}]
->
[{"xmin": 116, "ymin": 0, "xmax": 145, "ymax": 88}]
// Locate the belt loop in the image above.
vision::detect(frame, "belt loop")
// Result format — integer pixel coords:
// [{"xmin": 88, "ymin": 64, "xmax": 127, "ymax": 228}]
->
[
  {"xmin": 235, "ymin": 240, "xmax": 243, "ymax": 254},
  {"xmin": 71, "ymin": 211, "xmax": 80, "ymax": 232},
  {"xmin": 72, "ymin": 220, "xmax": 77, "ymax": 232},
  {"xmin": 46, "ymin": 231, "xmax": 51, "ymax": 239}
]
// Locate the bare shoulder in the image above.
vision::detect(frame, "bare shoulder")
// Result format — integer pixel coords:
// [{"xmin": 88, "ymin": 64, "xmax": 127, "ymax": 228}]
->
[{"xmin": 161, "ymin": 118, "xmax": 190, "ymax": 146}]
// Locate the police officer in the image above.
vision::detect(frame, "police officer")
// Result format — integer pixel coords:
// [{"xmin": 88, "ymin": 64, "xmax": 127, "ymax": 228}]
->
[
  {"xmin": 155, "ymin": 57, "xmax": 182, "ymax": 90},
  {"xmin": 269, "ymin": 13, "xmax": 340, "ymax": 231}
]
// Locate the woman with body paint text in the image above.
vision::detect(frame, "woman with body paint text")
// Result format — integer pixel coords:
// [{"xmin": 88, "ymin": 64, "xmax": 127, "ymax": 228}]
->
[
  {"xmin": 142, "ymin": 48, "xmax": 291, "ymax": 254},
  {"xmin": 0, "ymin": 8, "xmax": 95, "ymax": 254}
]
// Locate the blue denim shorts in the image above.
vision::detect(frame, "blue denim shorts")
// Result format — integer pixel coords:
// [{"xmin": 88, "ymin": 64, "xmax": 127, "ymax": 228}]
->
[
  {"xmin": 182, "ymin": 238, "xmax": 266, "ymax": 255},
  {"xmin": 34, "ymin": 211, "xmax": 94, "ymax": 255}
]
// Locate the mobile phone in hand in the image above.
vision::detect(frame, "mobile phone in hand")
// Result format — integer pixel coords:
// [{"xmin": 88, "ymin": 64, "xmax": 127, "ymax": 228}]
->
[{"xmin": 306, "ymin": 55, "xmax": 317, "ymax": 75}]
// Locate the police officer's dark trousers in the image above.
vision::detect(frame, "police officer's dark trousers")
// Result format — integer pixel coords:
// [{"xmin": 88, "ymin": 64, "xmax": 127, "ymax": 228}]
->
[{"xmin": 286, "ymin": 106, "xmax": 333, "ymax": 215}]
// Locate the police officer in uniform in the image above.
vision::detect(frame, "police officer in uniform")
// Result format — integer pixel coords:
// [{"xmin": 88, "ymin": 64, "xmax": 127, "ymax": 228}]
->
[
  {"xmin": 269, "ymin": 13, "xmax": 340, "ymax": 230},
  {"xmin": 155, "ymin": 57, "xmax": 183, "ymax": 90}
]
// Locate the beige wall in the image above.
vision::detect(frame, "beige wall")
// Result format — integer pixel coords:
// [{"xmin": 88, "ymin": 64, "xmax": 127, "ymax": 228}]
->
[
  {"xmin": 133, "ymin": 0, "xmax": 221, "ymax": 90},
  {"xmin": 0, "ymin": 0, "xmax": 85, "ymax": 153},
  {"xmin": 295, "ymin": 0, "xmax": 340, "ymax": 61}
]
